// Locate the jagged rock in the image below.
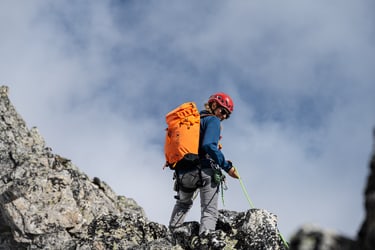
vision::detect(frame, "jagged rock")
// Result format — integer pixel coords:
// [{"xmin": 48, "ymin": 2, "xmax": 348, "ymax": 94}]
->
[
  {"xmin": 357, "ymin": 130, "xmax": 375, "ymax": 250},
  {"xmin": 0, "ymin": 86, "xmax": 154, "ymax": 249},
  {"xmin": 0, "ymin": 85, "xmax": 288, "ymax": 249},
  {"xmin": 166, "ymin": 209, "xmax": 288, "ymax": 250},
  {"xmin": 78, "ymin": 213, "xmax": 169, "ymax": 249},
  {"xmin": 289, "ymin": 224, "xmax": 355, "ymax": 250}
]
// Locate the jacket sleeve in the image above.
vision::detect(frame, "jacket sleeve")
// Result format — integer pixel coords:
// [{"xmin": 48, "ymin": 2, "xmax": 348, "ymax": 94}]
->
[{"xmin": 200, "ymin": 116, "xmax": 232, "ymax": 172}]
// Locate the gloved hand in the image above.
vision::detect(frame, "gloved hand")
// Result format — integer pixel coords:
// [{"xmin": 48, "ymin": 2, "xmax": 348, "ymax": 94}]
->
[
  {"xmin": 227, "ymin": 161, "xmax": 239, "ymax": 179},
  {"xmin": 228, "ymin": 167, "xmax": 239, "ymax": 179}
]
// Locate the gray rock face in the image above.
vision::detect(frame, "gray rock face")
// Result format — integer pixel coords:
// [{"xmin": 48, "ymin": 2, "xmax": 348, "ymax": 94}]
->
[
  {"xmin": 357, "ymin": 130, "xmax": 375, "ymax": 250},
  {"xmin": 0, "ymin": 86, "xmax": 158, "ymax": 249},
  {"xmin": 0, "ymin": 86, "xmax": 288, "ymax": 249}
]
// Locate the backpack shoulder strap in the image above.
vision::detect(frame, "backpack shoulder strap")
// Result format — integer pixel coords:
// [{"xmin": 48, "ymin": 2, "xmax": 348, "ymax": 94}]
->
[{"xmin": 200, "ymin": 113, "xmax": 214, "ymax": 118}]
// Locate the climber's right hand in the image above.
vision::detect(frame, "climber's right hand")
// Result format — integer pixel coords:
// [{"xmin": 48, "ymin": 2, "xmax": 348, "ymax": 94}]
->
[{"xmin": 228, "ymin": 166, "xmax": 239, "ymax": 179}]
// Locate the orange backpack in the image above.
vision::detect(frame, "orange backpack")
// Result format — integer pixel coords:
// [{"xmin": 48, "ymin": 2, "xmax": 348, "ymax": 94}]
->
[{"xmin": 164, "ymin": 102, "xmax": 201, "ymax": 169}]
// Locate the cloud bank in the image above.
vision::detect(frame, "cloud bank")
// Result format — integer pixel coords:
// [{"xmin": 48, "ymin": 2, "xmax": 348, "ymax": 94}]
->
[{"xmin": 1, "ymin": 0, "xmax": 374, "ymax": 238}]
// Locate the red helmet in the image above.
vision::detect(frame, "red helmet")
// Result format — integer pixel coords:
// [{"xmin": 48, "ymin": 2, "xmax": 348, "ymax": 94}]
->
[{"xmin": 208, "ymin": 92, "xmax": 234, "ymax": 113}]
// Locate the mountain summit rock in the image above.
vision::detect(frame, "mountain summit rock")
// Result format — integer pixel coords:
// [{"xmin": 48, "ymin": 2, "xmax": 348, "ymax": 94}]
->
[{"xmin": 0, "ymin": 86, "xmax": 287, "ymax": 249}]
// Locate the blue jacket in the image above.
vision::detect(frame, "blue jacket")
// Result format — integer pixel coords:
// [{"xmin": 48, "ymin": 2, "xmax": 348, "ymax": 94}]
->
[{"xmin": 199, "ymin": 110, "xmax": 232, "ymax": 172}]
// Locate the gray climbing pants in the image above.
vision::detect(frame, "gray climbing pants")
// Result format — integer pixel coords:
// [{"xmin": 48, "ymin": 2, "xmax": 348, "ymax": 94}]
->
[{"xmin": 169, "ymin": 167, "xmax": 219, "ymax": 234}]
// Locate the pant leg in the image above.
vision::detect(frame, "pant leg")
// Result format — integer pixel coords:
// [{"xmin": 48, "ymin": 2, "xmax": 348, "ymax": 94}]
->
[
  {"xmin": 169, "ymin": 170, "xmax": 200, "ymax": 229},
  {"xmin": 199, "ymin": 168, "xmax": 219, "ymax": 234}
]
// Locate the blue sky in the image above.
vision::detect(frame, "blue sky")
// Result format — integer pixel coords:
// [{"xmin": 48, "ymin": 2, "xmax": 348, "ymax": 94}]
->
[{"xmin": 1, "ymin": 0, "xmax": 375, "ymax": 239}]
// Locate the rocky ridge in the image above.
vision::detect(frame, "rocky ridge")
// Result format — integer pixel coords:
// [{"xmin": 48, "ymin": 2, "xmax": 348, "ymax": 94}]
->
[
  {"xmin": 0, "ymin": 85, "xmax": 287, "ymax": 249},
  {"xmin": 356, "ymin": 132, "xmax": 375, "ymax": 250},
  {"xmin": 0, "ymin": 85, "xmax": 374, "ymax": 249}
]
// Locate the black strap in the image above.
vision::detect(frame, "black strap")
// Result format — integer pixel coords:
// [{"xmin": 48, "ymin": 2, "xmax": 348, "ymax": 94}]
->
[{"xmin": 195, "ymin": 165, "xmax": 206, "ymax": 188}]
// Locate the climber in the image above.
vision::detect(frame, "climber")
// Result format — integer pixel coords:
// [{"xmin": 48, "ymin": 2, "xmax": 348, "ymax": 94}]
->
[{"xmin": 169, "ymin": 92, "xmax": 239, "ymax": 235}]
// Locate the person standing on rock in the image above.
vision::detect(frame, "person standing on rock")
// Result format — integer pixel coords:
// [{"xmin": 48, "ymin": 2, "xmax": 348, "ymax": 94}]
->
[{"xmin": 169, "ymin": 92, "xmax": 239, "ymax": 235}]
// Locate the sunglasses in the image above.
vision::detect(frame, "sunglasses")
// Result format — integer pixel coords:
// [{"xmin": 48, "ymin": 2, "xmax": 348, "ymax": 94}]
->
[{"xmin": 220, "ymin": 107, "xmax": 230, "ymax": 119}]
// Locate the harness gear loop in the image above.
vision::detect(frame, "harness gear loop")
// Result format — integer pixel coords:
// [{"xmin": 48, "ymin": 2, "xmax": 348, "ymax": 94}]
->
[{"xmin": 211, "ymin": 165, "xmax": 228, "ymax": 206}]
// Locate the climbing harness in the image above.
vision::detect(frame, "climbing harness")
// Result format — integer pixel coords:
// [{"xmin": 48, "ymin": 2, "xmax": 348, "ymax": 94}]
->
[
  {"xmin": 178, "ymin": 165, "xmax": 227, "ymax": 206},
  {"xmin": 173, "ymin": 163, "xmax": 206, "ymax": 200},
  {"xmin": 234, "ymin": 167, "xmax": 290, "ymax": 249}
]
